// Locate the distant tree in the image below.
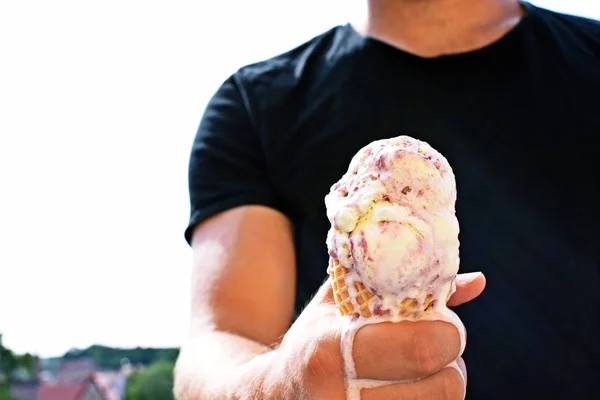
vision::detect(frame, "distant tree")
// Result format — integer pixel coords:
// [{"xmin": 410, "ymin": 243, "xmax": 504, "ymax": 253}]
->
[
  {"xmin": 62, "ymin": 345, "xmax": 179, "ymax": 370},
  {"xmin": 0, "ymin": 385, "xmax": 13, "ymax": 400},
  {"xmin": 15, "ymin": 353, "xmax": 34, "ymax": 375},
  {"xmin": 125, "ymin": 361, "xmax": 175, "ymax": 400},
  {"xmin": 0, "ymin": 335, "xmax": 15, "ymax": 400},
  {"xmin": 0, "ymin": 335, "xmax": 17, "ymax": 379}
]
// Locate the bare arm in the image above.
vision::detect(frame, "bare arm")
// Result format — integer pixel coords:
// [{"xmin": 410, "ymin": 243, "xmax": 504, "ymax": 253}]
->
[{"xmin": 173, "ymin": 205, "xmax": 296, "ymax": 399}]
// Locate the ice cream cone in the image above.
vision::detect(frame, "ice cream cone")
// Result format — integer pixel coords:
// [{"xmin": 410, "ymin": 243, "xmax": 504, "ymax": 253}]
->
[{"xmin": 328, "ymin": 258, "xmax": 438, "ymax": 319}]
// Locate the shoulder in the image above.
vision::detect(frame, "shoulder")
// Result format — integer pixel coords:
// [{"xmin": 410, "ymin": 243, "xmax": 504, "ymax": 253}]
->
[
  {"xmin": 535, "ymin": 5, "xmax": 600, "ymax": 30},
  {"xmin": 232, "ymin": 24, "xmax": 353, "ymax": 92},
  {"xmin": 528, "ymin": 2, "xmax": 600, "ymax": 48}
]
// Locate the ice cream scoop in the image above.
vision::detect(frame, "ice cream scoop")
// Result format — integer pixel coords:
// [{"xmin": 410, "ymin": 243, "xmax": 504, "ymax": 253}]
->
[
  {"xmin": 324, "ymin": 135, "xmax": 465, "ymax": 399},
  {"xmin": 326, "ymin": 135, "xmax": 460, "ymax": 319}
]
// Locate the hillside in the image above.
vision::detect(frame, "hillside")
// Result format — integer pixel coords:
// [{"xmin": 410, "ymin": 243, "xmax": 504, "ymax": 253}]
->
[{"xmin": 44, "ymin": 345, "xmax": 179, "ymax": 371}]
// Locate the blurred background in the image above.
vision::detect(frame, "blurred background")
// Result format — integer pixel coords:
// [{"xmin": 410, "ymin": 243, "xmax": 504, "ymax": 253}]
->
[{"xmin": 0, "ymin": 1, "xmax": 598, "ymax": 399}]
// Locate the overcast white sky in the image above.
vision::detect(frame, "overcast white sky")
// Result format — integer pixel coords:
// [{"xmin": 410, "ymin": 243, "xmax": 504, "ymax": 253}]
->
[{"xmin": 1, "ymin": 0, "xmax": 598, "ymax": 358}]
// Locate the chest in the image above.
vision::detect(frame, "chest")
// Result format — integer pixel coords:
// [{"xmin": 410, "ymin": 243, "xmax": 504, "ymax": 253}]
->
[
  {"xmin": 266, "ymin": 70, "xmax": 599, "ymax": 216},
  {"xmin": 274, "ymin": 63, "xmax": 599, "ymax": 319}
]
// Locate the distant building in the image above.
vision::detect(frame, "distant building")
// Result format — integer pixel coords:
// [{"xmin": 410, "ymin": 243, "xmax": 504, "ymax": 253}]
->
[
  {"xmin": 55, "ymin": 358, "xmax": 96, "ymax": 384},
  {"xmin": 9, "ymin": 380, "xmax": 38, "ymax": 400},
  {"xmin": 38, "ymin": 376, "xmax": 105, "ymax": 400},
  {"xmin": 92, "ymin": 371, "xmax": 126, "ymax": 400},
  {"xmin": 11, "ymin": 356, "xmax": 127, "ymax": 400},
  {"xmin": 9, "ymin": 355, "xmax": 42, "ymax": 400}
]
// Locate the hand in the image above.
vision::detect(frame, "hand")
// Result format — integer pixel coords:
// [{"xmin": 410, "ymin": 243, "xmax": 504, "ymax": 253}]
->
[{"xmin": 265, "ymin": 272, "xmax": 486, "ymax": 400}]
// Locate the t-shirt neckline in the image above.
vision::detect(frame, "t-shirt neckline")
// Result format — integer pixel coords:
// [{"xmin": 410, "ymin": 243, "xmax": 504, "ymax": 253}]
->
[{"xmin": 343, "ymin": 0, "xmax": 537, "ymax": 61}]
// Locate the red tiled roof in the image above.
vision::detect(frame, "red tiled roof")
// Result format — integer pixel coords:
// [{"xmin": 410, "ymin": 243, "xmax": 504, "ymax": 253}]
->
[
  {"xmin": 92, "ymin": 371, "xmax": 125, "ymax": 400},
  {"xmin": 38, "ymin": 382, "xmax": 86, "ymax": 400}
]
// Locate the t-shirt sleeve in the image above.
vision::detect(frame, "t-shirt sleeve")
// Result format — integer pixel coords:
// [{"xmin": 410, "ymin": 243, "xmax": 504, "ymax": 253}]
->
[{"xmin": 184, "ymin": 73, "xmax": 285, "ymax": 245}]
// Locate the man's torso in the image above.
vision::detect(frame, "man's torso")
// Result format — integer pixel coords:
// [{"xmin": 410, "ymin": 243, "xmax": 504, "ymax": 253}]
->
[{"xmin": 234, "ymin": 3, "xmax": 600, "ymax": 398}]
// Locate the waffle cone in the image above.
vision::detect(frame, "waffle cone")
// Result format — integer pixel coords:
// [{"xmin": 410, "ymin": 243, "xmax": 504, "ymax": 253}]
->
[{"xmin": 328, "ymin": 258, "xmax": 436, "ymax": 319}]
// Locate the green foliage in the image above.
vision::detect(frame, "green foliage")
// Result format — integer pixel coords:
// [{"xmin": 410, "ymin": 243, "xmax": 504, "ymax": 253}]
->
[
  {"xmin": 62, "ymin": 345, "xmax": 179, "ymax": 370},
  {"xmin": 125, "ymin": 361, "xmax": 175, "ymax": 400},
  {"xmin": 0, "ymin": 384, "xmax": 13, "ymax": 400},
  {"xmin": 0, "ymin": 335, "xmax": 17, "ymax": 379},
  {"xmin": 1, "ymin": 337, "xmax": 34, "ymax": 379},
  {"xmin": 16, "ymin": 354, "xmax": 33, "ymax": 374},
  {"xmin": 0, "ymin": 349, "xmax": 17, "ymax": 378},
  {"xmin": 0, "ymin": 336, "xmax": 14, "ymax": 399}
]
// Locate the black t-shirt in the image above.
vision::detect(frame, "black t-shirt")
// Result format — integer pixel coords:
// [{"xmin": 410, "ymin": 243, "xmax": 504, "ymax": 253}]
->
[{"xmin": 185, "ymin": 2, "xmax": 599, "ymax": 399}]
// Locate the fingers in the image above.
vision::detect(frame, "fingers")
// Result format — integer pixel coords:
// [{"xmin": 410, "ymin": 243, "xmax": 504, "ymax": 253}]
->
[
  {"xmin": 456, "ymin": 357, "xmax": 467, "ymax": 385},
  {"xmin": 447, "ymin": 272, "xmax": 486, "ymax": 307},
  {"xmin": 353, "ymin": 320, "xmax": 461, "ymax": 381},
  {"xmin": 316, "ymin": 270, "xmax": 486, "ymax": 308},
  {"xmin": 319, "ymin": 271, "xmax": 485, "ymax": 308},
  {"xmin": 361, "ymin": 366, "xmax": 465, "ymax": 400}
]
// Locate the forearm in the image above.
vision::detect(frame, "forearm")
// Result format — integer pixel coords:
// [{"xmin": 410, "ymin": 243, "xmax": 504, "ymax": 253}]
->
[{"xmin": 173, "ymin": 330, "xmax": 284, "ymax": 400}]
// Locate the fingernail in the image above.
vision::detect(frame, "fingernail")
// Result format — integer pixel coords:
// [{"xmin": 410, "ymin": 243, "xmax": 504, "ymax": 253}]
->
[{"xmin": 456, "ymin": 272, "xmax": 482, "ymax": 284}]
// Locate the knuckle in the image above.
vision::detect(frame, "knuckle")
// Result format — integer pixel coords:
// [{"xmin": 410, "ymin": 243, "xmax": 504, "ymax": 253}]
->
[
  {"xmin": 304, "ymin": 337, "xmax": 340, "ymax": 379},
  {"xmin": 414, "ymin": 351, "xmax": 441, "ymax": 376},
  {"xmin": 407, "ymin": 337, "xmax": 444, "ymax": 376},
  {"xmin": 438, "ymin": 370, "xmax": 465, "ymax": 400}
]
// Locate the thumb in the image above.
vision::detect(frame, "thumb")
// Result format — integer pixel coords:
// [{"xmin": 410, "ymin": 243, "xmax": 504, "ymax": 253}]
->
[
  {"xmin": 293, "ymin": 277, "xmax": 340, "ymax": 329},
  {"xmin": 447, "ymin": 272, "xmax": 486, "ymax": 307},
  {"xmin": 311, "ymin": 276, "xmax": 335, "ymax": 305},
  {"xmin": 313, "ymin": 268, "xmax": 486, "ymax": 309},
  {"xmin": 308, "ymin": 258, "xmax": 338, "ymax": 306}
]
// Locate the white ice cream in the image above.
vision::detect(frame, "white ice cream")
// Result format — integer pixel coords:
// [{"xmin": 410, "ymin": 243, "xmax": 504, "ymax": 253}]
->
[{"xmin": 325, "ymin": 136, "xmax": 466, "ymax": 399}]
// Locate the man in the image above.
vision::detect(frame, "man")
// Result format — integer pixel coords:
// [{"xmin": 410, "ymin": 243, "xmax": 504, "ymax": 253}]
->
[{"xmin": 174, "ymin": 0, "xmax": 599, "ymax": 398}]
